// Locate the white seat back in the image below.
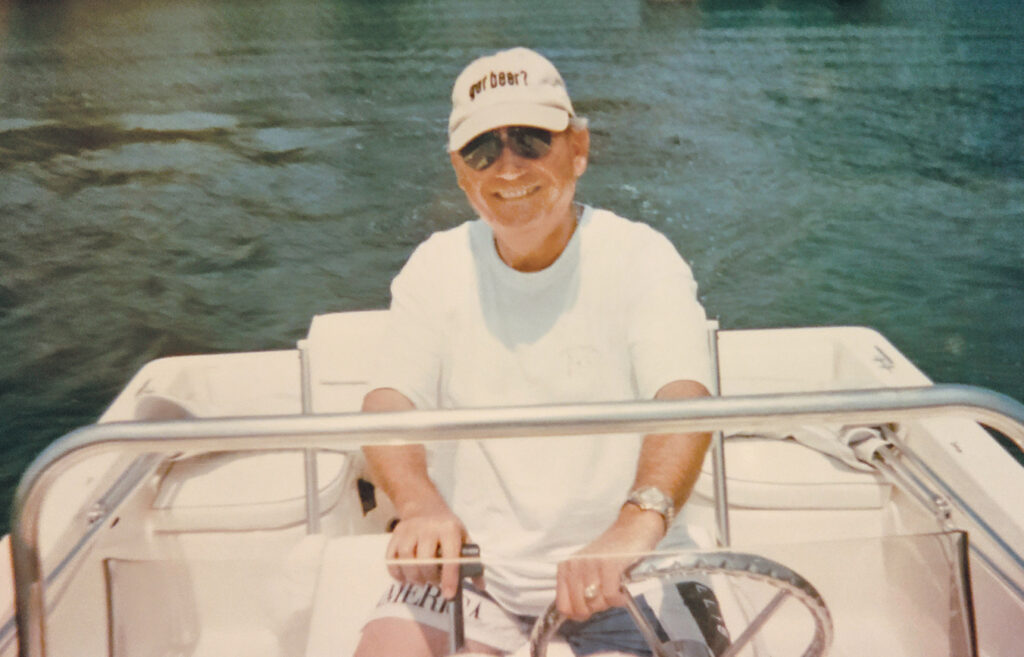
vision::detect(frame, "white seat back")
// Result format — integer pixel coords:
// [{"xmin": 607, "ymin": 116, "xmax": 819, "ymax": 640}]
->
[{"xmin": 304, "ymin": 310, "xmax": 391, "ymax": 414}]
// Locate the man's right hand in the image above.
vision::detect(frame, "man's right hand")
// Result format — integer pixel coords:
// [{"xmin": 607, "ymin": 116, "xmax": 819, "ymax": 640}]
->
[
  {"xmin": 363, "ymin": 389, "xmax": 476, "ymax": 600},
  {"xmin": 386, "ymin": 502, "xmax": 471, "ymax": 600}
]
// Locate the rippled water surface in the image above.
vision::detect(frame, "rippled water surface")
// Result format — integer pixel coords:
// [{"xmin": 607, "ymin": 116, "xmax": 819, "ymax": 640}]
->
[{"xmin": 1, "ymin": 0, "xmax": 1022, "ymax": 527}]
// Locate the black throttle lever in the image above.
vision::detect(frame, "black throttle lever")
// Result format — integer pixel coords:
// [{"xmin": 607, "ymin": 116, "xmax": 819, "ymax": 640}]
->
[{"xmin": 449, "ymin": 543, "xmax": 483, "ymax": 653}]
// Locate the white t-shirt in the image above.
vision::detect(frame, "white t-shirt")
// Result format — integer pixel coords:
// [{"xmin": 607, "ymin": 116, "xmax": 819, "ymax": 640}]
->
[{"xmin": 370, "ymin": 206, "xmax": 712, "ymax": 616}]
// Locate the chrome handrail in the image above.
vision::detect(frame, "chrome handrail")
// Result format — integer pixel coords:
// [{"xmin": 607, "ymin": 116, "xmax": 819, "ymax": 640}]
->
[
  {"xmin": 11, "ymin": 384, "xmax": 1024, "ymax": 657},
  {"xmin": 0, "ymin": 453, "xmax": 163, "ymax": 654},
  {"xmin": 707, "ymin": 320, "xmax": 730, "ymax": 547},
  {"xmin": 297, "ymin": 339, "xmax": 322, "ymax": 535}
]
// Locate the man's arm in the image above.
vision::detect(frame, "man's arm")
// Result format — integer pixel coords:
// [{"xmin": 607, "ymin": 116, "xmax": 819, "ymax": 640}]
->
[
  {"xmin": 362, "ymin": 388, "xmax": 469, "ymax": 599},
  {"xmin": 556, "ymin": 379, "xmax": 711, "ymax": 620}
]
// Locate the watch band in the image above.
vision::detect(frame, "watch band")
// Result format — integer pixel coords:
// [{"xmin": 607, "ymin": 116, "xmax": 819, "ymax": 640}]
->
[{"xmin": 625, "ymin": 485, "xmax": 675, "ymax": 528}]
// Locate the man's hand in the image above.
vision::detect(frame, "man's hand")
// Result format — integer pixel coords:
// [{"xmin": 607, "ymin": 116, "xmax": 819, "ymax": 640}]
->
[
  {"xmin": 556, "ymin": 378, "xmax": 711, "ymax": 622},
  {"xmin": 555, "ymin": 504, "xmax": 666, "ymax": 621},
  {"xmin": 386, "ymin": 501, "xmax": 472, "ymax": 600},
  {"xmin": 363, "ymin": 388, "xmax": 479, "ymax": 601}
]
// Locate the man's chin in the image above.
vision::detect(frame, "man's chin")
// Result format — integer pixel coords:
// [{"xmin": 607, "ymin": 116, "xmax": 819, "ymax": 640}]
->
[{"xmin": 480, "ymin": 201, "xmax": 540, "ymax": 228}]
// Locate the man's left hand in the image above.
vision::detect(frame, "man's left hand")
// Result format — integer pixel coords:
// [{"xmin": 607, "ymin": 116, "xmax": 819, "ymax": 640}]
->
[{"xmin": 555, "ymin": 504, "xmax": 666, "ymax": 621}]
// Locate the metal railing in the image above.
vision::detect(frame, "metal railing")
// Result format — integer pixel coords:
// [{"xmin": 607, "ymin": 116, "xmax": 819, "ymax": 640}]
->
[
  {"xmin": 10, "ymin": 384, "xmax": 1024, "ymax": 657},
  {"xmin": 0, "ymin": 454, "xmax": 162, "ymax": 655}
]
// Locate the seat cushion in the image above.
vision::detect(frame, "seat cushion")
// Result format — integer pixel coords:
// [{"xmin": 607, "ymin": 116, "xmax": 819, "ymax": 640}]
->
[{"xmin": 694, "ymin": 436, "xmax": 889, "ymax": 510}]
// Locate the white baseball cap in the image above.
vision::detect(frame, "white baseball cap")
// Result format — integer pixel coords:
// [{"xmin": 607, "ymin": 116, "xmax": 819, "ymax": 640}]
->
[{"xmin": 448, "ymin": 47, "xmax": 575, "ymax": 152}]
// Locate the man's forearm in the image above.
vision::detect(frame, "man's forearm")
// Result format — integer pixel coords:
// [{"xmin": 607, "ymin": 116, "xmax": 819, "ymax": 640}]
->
[
  {"xmin": 362, "ymin": 387, "xmax": 470, "ymax": 597},
  {"xmin": 627, "ymin": 379, "xmax": 712, "ymax": 529},
  {"xmin": 556, "ymin": 379, "xmax": 712, "ymax": 619},
  {"xmin": 361, "ymin": 388, "xmax": 448, "ymax": 517}
]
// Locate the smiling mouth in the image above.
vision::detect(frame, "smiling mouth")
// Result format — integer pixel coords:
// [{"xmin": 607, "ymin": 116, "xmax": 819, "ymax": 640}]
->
[{"xmin": 495, "ymin": 185, "xmax": 540, "ymax": 200}]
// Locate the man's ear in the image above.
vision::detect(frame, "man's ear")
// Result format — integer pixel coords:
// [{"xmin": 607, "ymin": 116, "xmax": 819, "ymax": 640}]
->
[
  {"xmin": 571, "ymin": 127, "xmax": 590, "ymax": 178},
  {"xmin": 450, "ymin": 151, "xmax": 467, "ymax": 191}
]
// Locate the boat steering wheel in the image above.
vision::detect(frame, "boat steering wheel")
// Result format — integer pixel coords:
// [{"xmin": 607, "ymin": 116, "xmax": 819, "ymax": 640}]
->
[{"xmin": 528, "ymin": 551, "xmax": 834, "ymax": 657}]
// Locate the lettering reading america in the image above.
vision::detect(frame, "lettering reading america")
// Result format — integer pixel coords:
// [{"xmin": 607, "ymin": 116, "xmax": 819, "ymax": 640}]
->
[
  {"xmin": 468, "ymin": 69, "xmax": 529, "ymax": 100},
  {"xmin": 376, "ymin": 582, "xmax": 482, "ymax": 619}
]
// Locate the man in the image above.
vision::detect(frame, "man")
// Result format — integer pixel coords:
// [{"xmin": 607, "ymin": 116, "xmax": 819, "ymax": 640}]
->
[{"xmin": 354, "ymin": 47, "xmax": 719, "ymax": 656}]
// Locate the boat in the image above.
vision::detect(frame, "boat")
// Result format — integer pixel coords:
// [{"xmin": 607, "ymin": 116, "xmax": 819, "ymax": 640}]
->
[{"xmin": 2, "ymin": 309, "xmax": 1023, "ymax": 656}]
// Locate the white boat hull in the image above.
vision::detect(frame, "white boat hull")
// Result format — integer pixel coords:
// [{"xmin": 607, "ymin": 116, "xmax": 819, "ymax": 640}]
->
[{"xmin": 3, "ymin": 312, "xmax": 1022, "ymax": 656}]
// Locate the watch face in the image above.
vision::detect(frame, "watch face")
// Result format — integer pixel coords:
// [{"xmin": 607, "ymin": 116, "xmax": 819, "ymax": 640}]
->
[
  {"xmin": 632, "ymin": 486, "xmax": 670, "ymax": 512},
  {"xmin": 628, "ymin": 486, "xmax": 673, "ymax": 527}
]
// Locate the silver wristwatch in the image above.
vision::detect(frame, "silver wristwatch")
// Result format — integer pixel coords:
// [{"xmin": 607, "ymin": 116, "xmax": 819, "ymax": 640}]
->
[{"xmin": 625, "ymin": 485, "xmax": 675, "ymax": 528}]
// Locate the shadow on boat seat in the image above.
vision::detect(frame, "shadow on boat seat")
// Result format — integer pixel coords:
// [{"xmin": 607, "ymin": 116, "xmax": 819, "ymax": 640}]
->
[
  {"xmin": 129, "ymin": 311, "xmax": 396, "ymax": 534},
  {"xmin": 134, "ymin": 393, "xmax": 357, "ymax": 533}
]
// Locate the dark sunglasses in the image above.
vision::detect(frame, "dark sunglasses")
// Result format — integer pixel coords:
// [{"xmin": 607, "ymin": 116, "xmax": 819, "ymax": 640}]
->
[{"xmin": 458, "ymin": 126, "xmax": 554, "ymax": 171}]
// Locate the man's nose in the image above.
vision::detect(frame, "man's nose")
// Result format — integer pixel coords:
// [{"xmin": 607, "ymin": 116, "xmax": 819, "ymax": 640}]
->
[{"xmin": 493, "ymin": 139, "xmax": 526, "ymax": 179}]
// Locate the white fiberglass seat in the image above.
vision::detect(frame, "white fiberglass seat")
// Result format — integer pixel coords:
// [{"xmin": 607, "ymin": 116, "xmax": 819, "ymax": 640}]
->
[
  {"xmin": 130, "ymin": 311, "xmax": 390, "ymax": 534},
  {"xmin": 692, "ymin": 433, "xmax": 890, "ymax": 511},
  {"xmin": 129, "ymin": 354, "xmax": 356, "ymax": 534}
]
